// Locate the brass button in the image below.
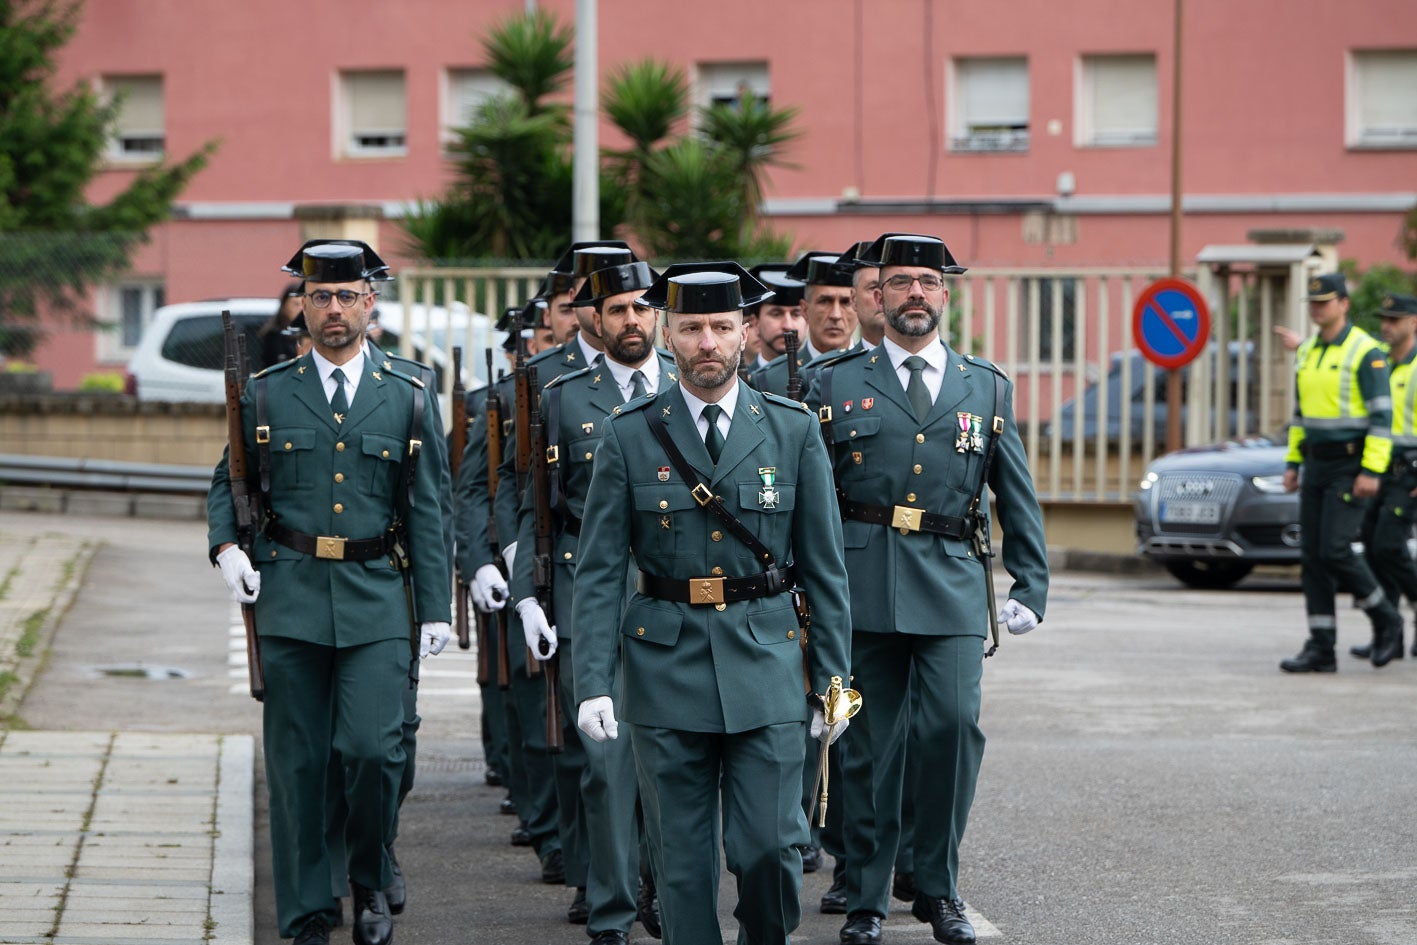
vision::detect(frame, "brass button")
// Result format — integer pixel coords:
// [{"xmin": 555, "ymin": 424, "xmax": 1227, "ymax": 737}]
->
[
  {"xmin": 381, "ymin": 449, "xmax": 390, "ymax": 459},
  {"xmin": 563, "ymin": 552, "xmax": 573, "ymax": 560},
  {"xmin": 636, "ymin": 627, "xmax": 645, "ymax": 636},
  {"xmin": 906, "ymin": 492, "xmax": 917, "ymax": 502},
  {"xmin": 270, "ymin": 550, "xmax": 277, "ymax": 558},
  {"xmin": 283, "ymin": 441, "xmax": 293, "ymax": 450},
  {"xmin": 916, "ymin": 433, "xmax": 925, "ymax": 443},
  {"xmin": 334, "ymin": 473, "xmax": 344, "ymax": 483},
  {"xmin": 584, "ymin": 451, "xmax": 593, "ymax": 460},
  {"xmin": 659, "ymin": 500, "xmax": 669, "ymax": 510},
  {"xmin": 711, "ymin": 566, "xmax": 724, "ymax": 576},
  {"xmin": 787, "ymin": 630, "xmax": 796, "ymax": 640},
  {"xmin": 711, "ymin": 530, "xmax": 723, "ymax": 542},
  {"xmin": 913, "ymin": 464, "xmax": 923, "ymax": 474},
  {"xmin": 849, "ymin": 429, "xmax": 858, "ymax": 438},
  {"xmin": 333, "ymin": 503, "xmax": 344, "ymax": 513},
  {"xmin": 336, "ymin": 442, "xmax": 346, "ymax": 452},
  {"xmin": 714, "ymin": 603, "xmax": 726, "ymax": 612}
]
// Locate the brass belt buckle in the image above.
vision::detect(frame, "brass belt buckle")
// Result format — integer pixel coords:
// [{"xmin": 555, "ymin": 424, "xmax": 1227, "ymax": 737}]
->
[
  {"xmin": 691, "ymin": 483, "xmax": 714, "ymax": 507},
  {"xmin": 316, "ymin": 536, "xmax": 347, "ymax": 560},
  {"xmin": 255, "ymin": 425, "xmax": 271, "ymax": 445},
  {"xmin": 891, "ymin": 505, "xmax": 923, "ymax": 534},
  {"xmin": 692, "ymin": 576, "xmax": 725, "ymax": 605}
]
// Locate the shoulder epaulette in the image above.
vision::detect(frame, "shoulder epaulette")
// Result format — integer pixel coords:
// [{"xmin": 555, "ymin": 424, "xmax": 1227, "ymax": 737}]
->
[
  {"xmin": 545, "ymin": 365, "xmax": 593, "ymax": 390},
  {"xmin": 251, "ymin": 357, "xmax": 301, "ymax": 380},
  {"xmin": 606, "ymin": 393, "xmax": 656, "ymax": 420},
  {"xmin": 759, "ymin": 390, "xmax": 814, "ymax": 413},
  {"xmin": 382, "ymin": 365, "xmax": 426, "ymax": 389},
  {"xmin": 819, "ymin": 346, "xmax": 871, "ymax": 370},
  {"xmin": 526, "ymin": 345, "xmax": 565, "ymax": 367},
  {"xmin": 962, "ymin": 352, "xmax": 1009, "ymax": 379}
]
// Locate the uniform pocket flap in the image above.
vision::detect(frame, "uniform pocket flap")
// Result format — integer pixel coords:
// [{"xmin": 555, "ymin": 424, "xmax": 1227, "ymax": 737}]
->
[
  {"xmin": 746, "ymin": 602, "xmax": 801, "ymax": 645},
  {"xmin": 568, "ymin": 435, "xmax": 600, "ymax": 463},
  {"xmin": 361, "ymin": 432, "xmax": 405, "ymax": 462},
  {"xmin": 737, "ymin": 482, "xmax": 796, "ymax": 511},
  {"xmin": 832, "ymin": 416, "xmax": 882, "ymax": 442},
  {"xmin": 632, "ymin": 483, "xmax": 700, "ymax": 513},
  {"xmin": 272, "ymin": 427, "xmax": 317, "ymax": 452},
  {"xmin": 621, "ymin": 599, "xmax": 683, "ymax": 647}
]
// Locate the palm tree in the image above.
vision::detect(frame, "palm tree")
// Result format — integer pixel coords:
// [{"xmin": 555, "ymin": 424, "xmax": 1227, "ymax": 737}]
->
[{"xmin": 698, "ymin": 96, "xmax": 801, "ymax": 221}]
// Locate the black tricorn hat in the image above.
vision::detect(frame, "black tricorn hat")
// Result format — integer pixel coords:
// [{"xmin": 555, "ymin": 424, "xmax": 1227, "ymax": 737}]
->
[
  {"xmin": 749, "ymin": 265, "xmax": 806, "ymax": 308},
  {"xmin": 281, "ymin": 239, "xmax": 393, "ymax": 282},
  {"xmin": 1378, "ymin": 293, "xmax": 1417, "ymax": 317},
  {"xmin": 281, "ymin": 312, "xmax": 309, "ymax": 337},
  {"xmin": 550, "ymin": 240, "xmax": 635, "ymax": 276},
  {"xmin": 495, "ymin": 305, "xmax": 521, "ymax": 334},
  {"xmin": 860, "ymin": 233, "xmax": 967, "ymax": 274},
  {"xmin": 538, "ymin": 272, "xmax": 576, "ymax": 299},
  {"xmin": 637, "ymin": 262, "xmax": 773, "ymax": 314},
  {"xmin": 785, "ymin": 250, "xmax": 854, "ymax": 287},
  {"xmin": 517, "ymin": 296, "xmax": 548, "ymax": 330},
  {"xmin": 836, "ymin": 240, "xmax": 877, "ymax": 270},
  {"xmin": 1306, "ymin": 272, "xmax": 1348, "ymax": 301},
  {"xmin": 573, "ymin": 261, "xmax": 659, "ymax": 305}
]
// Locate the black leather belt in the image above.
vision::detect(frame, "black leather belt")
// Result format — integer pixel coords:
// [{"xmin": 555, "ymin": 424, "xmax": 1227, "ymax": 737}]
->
[
  {"xmin": 265, "ymin": 519, "xmax": 399, "ymax": 562},
  {"xmin": 1302, "ymin": 438, "xmax": 1363, "ymax": 461},
  {"xmin": 637, "ymin": 564, "xmax": 796, "ymax": 606},
  {"xmin": 839, "ymin": 498, "xmax": 972, "ymax": 539}
]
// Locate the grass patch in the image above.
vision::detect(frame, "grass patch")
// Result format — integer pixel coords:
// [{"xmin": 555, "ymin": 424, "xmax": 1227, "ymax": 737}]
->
[
  {"xmin": 16, "ymin": 609, "xmax": 47, "ymax": 658},
  {"xmin": 0, "ymin": 670, "xmax": 16, "ymax": 703},
  {"xmin": 0, "ymin": 564, "xmax": 19, "ymax": 601}
]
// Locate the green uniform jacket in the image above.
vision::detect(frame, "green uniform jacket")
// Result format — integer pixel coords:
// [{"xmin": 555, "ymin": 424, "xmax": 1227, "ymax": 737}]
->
[
  {"xmin": 509, "ymin": 351, "xmax": 679, "ymax": 631},
  {"xmin": 207, "ymin": 353, "xmax": 452, "ymax": 646},
  {"xmin": 749, "ymin": 349, "xmax": 809, "ymax": 398},
  {"xmin": 453, "ymin": 376, "xmax": 514, "ymax": 576},
  {"xmin": 806, "ymin": 345, "xmax": 1048, "ymax": 634},
  {"xmin": 571, "ymin": 382, "xmax": 851, "ymax": 733}
]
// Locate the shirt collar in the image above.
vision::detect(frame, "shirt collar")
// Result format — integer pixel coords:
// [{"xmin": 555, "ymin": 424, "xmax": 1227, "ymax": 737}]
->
[
  {"xmin": 575, "ymin": 332, "xmax": 603, "ymax": 368},
  {"xmin": 311, "ymin": 348, "xmax": 365, "ymax": 385},
  {"xmin": 882, "ymin": 334, "xmax": 946, "ymax": 373},
  {"xmin": 679, "ymin": 377, "xmax": 741, "ymax": 425},
  {"xmin": 604, "ymin": 352, "xmax": 659, "ymax": 394}
]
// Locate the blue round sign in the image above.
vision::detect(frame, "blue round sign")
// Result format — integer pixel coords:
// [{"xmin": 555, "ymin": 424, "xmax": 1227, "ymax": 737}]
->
[{"xmin": 1132, "ymin": 278, "xmax": 1211, "ymax": 370}]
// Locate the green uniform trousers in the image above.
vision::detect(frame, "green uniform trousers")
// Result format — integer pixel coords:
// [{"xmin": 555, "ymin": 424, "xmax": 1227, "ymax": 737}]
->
[
  {"xmin": 478, "ymin": 611, "xmax": 511, "ymax": 783},
  {"xmin": 261, "ymin": 636, "xmax": 408, "ymax": 938},
  {"xmin": 551, "ymin": 644, "xmax": 590, "ymax": 890},
  {"xmin": 502, "ymin": 611, "xmax": 561, "ymax": 859},
  {"xmin": 843, "ymin": 632, "xmax": 985, "ymax": 915},
  {"xmin": 1362, "ymin": 465, "xmax": 1417, "ymax": 611},
  {"xmin": 632, "ymin": 721, "xmax": 810, "ymax": 945},
  {"xmin": 800, "ymin": 733, "xmax": 845, "ymax": 866}
]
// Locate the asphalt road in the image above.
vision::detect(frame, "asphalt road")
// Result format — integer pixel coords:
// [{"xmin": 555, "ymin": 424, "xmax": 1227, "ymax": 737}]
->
[{"xmin": 13, "ymin": 508, "xmax": 1417, "ymax": 945}]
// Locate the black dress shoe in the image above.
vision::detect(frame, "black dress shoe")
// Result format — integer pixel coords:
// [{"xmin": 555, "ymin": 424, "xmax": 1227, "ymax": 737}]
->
[
  {"xmin": 892, "ymin": 870, "xmax": 917, "ymax": 902},
  {"xmin": 567, "ymin": 886, "xmax": 589, "ymax": 924},
  {"xmin": 1372, "ymin": 612, "xmax": 1404, "ymax": 667},
  {"xmin": 540, "ymin": 848, "xmax": 565, "ymax": 885},
  {"xmin": 331, "ymin": 898, "xmax": 344, "ymax": 928},
  {"xmin": 1350, "ymin": 643, "xmax": 1374, "ymax": 659},
  {"xmin": 499, "ymin": 795, "xmax": 518, "ymax": 815},
  {"xmin": 384, "ymin": 846, "xmax": 405, "ymax": 916},
  {"xmin": 637, "ymin": 874, "xmax": 662, "ymax": 939},
  {"xmin": 589, "ymin": 931, "xmax": 629, "ymax": 945},
  {"xmin": 820, "ymin": 872, "xmax": 848, "ymax": 913},
  {"xmin": 294, "ymin": 916, "xmax": 331, "ymax": 945},
  {"xmin": 839, "ymin": 910, "xmax": 883, "ymax": 945},
  {"xmin": 799, "ymin": 844, "xmax": 823, "ymax": 873},
  {"xmin": 912, "ymin": 894, "xmax": 975, "ymax": 944},
  {"xmin": 350, "ymin": 882, "xmax": 394, "ymax": 945},
  {"xmin": 1279, "ymin": 645, "xmax": 1336, "ymax": 673},
  {"xmin": 485, "ymin": 766, "xmax": 504, "ymax": 787},
  {"xmin": 510, "ymin": 822, "xmax": 533, "ymax": 846}
]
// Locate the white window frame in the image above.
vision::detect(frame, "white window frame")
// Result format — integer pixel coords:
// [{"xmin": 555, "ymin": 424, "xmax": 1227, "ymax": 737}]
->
[
  {"xmin": 441, "ymin": 68, "xmax": 512, "ymax": 147},
  {"xmin": 949, "ymin": 57, "xmax": 1030, "ymax": 153},
  {"xmin": 100, "ymin": 74, "xmax": 165, "ymax": 164},
  {"xmin": 693, "ymin": 61, "xmax": 771, "ymax": 113},
  {"xmin": 1346, "ymin": 49, "xmax": 1417, "ymax": 149},
  {"xmin": 95, "ymin": 280, "xmax": 165, "ymax": 364},
  {"xmin": 337, "ymin": 70, "xmax": 408, "ymax": 158},
  {"xmin": 1075, "ymin": 53, "xmax": 1158, "ymax": 148}
]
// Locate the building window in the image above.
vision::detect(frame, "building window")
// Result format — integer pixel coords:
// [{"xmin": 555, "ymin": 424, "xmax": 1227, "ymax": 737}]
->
[
  {"xmin": 102, "ymin": 75, "xmax": 165, "ymax": 162},
  {"xmin": 950, "ymin": 57, "xmax": 1029, "ymax": 153},
  {"xmin": 96, "ymin": 281, "xmax": 164, "ymax": 363},
  {"xmin": 1076, "ymin": 54, "xmax": 1158, "ymax": 147},
  {"xmin": 694, "ymin": 61, "xmax": 770, "ymax": 111},
  {"xmin": 1348, "ymin": 49, "xmax": 1417, "ymax": 148},
  {"xmin": 340, "ymin": 70, "xmax": 407, "ymax": 157},
  {"xmin": 443, "ymin": 68, "xmax": 511, "ymax": 142}
]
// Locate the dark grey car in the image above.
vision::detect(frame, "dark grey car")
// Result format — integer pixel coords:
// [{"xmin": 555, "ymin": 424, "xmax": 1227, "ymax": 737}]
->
[{"xmin": 1133, "ymin": 433, "xmax": 1300, "ymax": 588}]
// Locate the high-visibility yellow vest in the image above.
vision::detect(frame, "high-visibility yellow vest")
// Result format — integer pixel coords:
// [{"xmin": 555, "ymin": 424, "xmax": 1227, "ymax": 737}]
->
[
  {"xmin": 1286, "ymin": 323, "xmax": 1392, "ymax": 473},
  {"xmin": 1390, "ymin": 350, "xmax": 1417, "ymax": 449}
]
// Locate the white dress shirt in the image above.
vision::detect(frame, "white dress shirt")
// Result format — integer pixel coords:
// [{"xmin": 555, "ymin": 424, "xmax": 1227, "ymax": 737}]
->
[
  {"xmin": 312, "ymin": 348, "xmax": 365, "ymax": 408},
  {"xmin": 680, "ymin": 380, "xmax": 740, "ymax": 442},
  {"xmin": 881, "ymin": 335, "xmax": 945, "ymax": 404},
  {"xmin": 605, "ymin": 355, "xmax": 660, "ymax": 402}
]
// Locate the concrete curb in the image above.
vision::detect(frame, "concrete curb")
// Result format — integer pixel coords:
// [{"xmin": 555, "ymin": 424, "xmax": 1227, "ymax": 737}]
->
[
  {"xmin": 210, "ymin": 734, "xmax": 255, "ymax": 945},
  {"xmin": 0, "ymin": 536, "xmax": 97, "ymax": 721}
]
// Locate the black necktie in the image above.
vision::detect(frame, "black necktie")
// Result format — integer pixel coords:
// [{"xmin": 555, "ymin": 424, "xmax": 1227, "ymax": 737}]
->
[
  {"xmin": 629, "ymin": 370, "xmax": 648, "ymax": 401},
  {"xmin": 702, "ymin": 404, "xmax": 725, "ymax": 464},
  {"xmin": 903, "ymin": 356, "xmax": 931, "ymax": 422},
  {"xmin": 330, "ymin": 367, "xmax": 349, "ymax": 423}
]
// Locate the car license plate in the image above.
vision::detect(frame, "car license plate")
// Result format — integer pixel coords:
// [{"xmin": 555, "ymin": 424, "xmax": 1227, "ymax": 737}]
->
[{"xmin": 1160, "ymin": 501, "xmax": 1221, "ymax": 525}]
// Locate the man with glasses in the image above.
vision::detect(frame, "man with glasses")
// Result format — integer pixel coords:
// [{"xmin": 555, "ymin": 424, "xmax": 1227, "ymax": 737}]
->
[
  {"xmin": 806, "ymin": 234, "xmax": 1048, "ymax": 945},
  {"xmin": 208, "ymin": 239, "xmax": 452, "ymax": 945}
]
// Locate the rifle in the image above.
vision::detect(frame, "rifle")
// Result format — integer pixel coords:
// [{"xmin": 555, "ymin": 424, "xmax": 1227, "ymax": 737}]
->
[
  {"xmin": 451, "ymin": 347, "xmax": 472, "ymax": 653},
  {"xmin": 528, "ymin": 366, "xmax": 565, "ymax": 753},
  {"xmin": 486, "ymin": 349, "xmax": 511, "ymax": 690},
  {"xmin": 221, "ymin": 311, "xmax": 265, "ymax": 702},
  {"xmin": 784, "ymin": 328, "xmax": 803, "ymax": 402},
  {"xmin": 511, "ymin": 334, "xmax": 541, "ymax": 677}
]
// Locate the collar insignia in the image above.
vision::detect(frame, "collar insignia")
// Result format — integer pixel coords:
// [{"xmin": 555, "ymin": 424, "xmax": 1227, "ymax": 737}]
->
[
  {"xmin": 371, "ymin": 371, "xmax": 382, "ymax": 380},
  {"xmin": 297, "ymin": 365, "xmax": 307, "ymax": 374},
  {"xmin": 749, "ymin": 404, "xmax": 760, "ymax": 415}
]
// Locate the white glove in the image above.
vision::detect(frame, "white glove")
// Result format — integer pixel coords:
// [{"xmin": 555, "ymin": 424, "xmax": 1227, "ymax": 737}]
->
[
  {"xmin": 420, "ymin": 621, "xmax": 452, "ymax": 658},
  {"xmin": 997, "ymin": 598, "xmax": 1039, "ymax": 635},
  {"xmin": 501, "ymin": 540, "xmax": 518, "ymax": 576},
  {"xmin": 578, "ymin": 696, "xmax": 619, "ymax": 742},
  {"xmin": 810, "ymin": 708, "xmax": 849, "ymax": 745},
  {"xmin": 515, "ymin": 598, "xmax": 557, "ymax": 660},
  {"xmin": 470, "ymin": 563, "xmax": 509, "ymax": 613},
  {"xmin": 216, "ymin": 546, "xmax": 260, "ymax": 603}
]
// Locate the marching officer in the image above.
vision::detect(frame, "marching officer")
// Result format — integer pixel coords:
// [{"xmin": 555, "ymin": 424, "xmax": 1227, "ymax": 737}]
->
[
  {"xmin": 746, "ymin": 265, "xmax": 808, "ymax": 372},
  {"xmin": 752, "ymin": 251, "xmax": 855, "ymax": 396},
  {"xmin": 807, "ymin": 234, "xmax": 1048, "ymax": 945},
  {"xmin": 572, "ymin": 263, "xmax": 852, "ymax": 945},
  {"xmin": 208, "ymin": 240, "xmax": 452, "ymax": 945},
  {"xmin": 512, "ymin": 260, "xmax": 674, "ymax": 945},
  {"xmin": 1281, "ymin": 272, "xmax": 1404, "ymax": 672},
  {"xmin": 1352, "ymin": 293, "xmax": 1417, "ymax": 661}
]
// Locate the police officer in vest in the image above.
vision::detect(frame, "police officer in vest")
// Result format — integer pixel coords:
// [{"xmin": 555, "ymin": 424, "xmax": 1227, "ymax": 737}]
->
[
  {"xmin": 1352, "ymin": 293, "xmax": 1417, "ymax": 661},
  {"xmin": 572, "ymin": 263, "xmax": 852, "ymax": 945},
  {"xmin": 807, "ymin": 234, "xmax": 1048, "ymax": 945},
  {"xmin": 209, "ymin": 241, "xmax": 452, "ymax": 945},
  {"xmin": 1281, "ymin": 272, "xmax": 1405, "ymax": 672}
]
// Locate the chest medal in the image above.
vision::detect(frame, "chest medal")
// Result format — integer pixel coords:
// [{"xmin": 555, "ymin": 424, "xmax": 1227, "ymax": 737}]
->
[{"xmin": 758, "ymin": 467, "xmax": 779, "ymax": 509}]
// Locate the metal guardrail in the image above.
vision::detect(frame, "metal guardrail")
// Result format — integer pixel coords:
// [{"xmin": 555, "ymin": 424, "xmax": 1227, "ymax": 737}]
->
[{"xmin": 0, "ymin": 454, "xmax": 211, "ymax": 495}]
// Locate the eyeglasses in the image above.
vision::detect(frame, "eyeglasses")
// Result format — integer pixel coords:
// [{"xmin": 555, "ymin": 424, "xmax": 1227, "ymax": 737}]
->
[
  {"xmin": 883, "ymin": 273, "xmax": 944, "ymax": 292},
  {"xmin": 304, "ymin": 289, "xmax": 370, "ymax": 309}
]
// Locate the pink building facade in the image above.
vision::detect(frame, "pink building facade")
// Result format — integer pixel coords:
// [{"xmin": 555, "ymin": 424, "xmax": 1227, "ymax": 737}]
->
[{"xmin": 28, "ymin": 0, "xmax": 1417, "ymax": 387}]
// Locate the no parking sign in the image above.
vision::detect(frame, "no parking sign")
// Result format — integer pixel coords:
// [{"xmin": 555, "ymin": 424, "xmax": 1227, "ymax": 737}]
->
[{"xmin": 1133, "ymin": 278, "xmax": 1211, "ymax": 370}]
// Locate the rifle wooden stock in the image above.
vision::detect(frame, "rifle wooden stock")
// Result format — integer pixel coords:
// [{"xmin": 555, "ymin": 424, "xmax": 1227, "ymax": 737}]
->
[
  {"xmin": 484, "ymin": 356, "xmax": 511, "ymax": 690},
  {"xmin": 221, "ymin": 311, "xmax": 265, "ymax": 702},
  {"xmin": 513, "ymin": 351, "xmax": 540, "ymax": 677},
  {"xmin": 451, "ymin": 348, "xmax": 471, "ymax": 650},
  {"xmin": 475, "ymin": 609, "xmax": 492, "ymax": 685},
  {"xmin": 784, "ymin": 329, "xmax": 803, "ymax": 402},
  {"xmin": 528, "ymin": 368, "xmax": 563, "ymax": 750}
]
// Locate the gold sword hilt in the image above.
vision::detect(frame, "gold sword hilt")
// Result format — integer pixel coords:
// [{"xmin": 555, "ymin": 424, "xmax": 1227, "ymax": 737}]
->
[{"xmin": 811, "ymin": 675, "xmax": 863, "ymax": 827}]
